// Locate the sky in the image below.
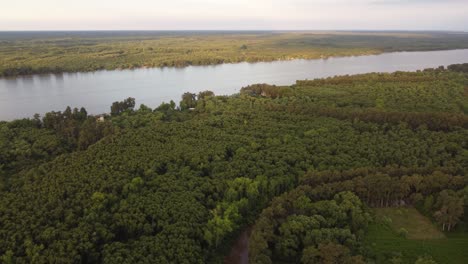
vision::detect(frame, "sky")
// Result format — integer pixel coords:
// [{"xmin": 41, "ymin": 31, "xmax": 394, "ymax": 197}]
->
[{"xmin": 1, "ymin": 0, "xmax": 467, "ymax": 31}]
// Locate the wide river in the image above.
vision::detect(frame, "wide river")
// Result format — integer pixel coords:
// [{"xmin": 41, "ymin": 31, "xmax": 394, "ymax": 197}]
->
[{"xmin": 2, "ymin": 49, "xmax": 468, "ymax": 121}]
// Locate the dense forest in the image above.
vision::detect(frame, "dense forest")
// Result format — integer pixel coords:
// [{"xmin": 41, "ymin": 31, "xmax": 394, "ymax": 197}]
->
[
  {"xmin": 1, "ymin": 31, "xmax": 468, "ymax": 77},
  {"xmin": 0, "ymin": 64, "xmax": 468, "ymax": 263}
]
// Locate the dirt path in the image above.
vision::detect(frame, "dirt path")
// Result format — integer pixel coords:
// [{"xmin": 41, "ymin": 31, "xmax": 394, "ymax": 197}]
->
[{"xmin": 224, "ymin": 227, "xmax": 252, "ymax": 264}]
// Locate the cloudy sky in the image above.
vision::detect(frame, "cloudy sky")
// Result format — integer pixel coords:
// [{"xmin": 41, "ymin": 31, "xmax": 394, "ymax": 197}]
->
[{"xmin": 1, "ymin": 0, "xmax": 467, "ymax": 31}]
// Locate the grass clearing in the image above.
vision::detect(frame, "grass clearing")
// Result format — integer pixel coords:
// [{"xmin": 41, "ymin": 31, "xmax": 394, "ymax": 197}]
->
[
  {"xmin": 374, "ymin": 207, "xmax": 445, "ymax": 240},
  {"xmin": 365, "ymin": 207, "xmax": 468, "ymax": 264}
]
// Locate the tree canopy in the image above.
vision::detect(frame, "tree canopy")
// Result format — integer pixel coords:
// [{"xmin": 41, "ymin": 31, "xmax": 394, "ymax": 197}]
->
[{"xmin": 0, "ymin": 66, "xmax": 467, "ymax": 263}]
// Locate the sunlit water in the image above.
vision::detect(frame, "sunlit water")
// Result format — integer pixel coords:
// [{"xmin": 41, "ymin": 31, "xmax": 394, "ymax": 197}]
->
[{"xmin": 1, "ymin": 49, "xmax": 468, "ymax": 120}]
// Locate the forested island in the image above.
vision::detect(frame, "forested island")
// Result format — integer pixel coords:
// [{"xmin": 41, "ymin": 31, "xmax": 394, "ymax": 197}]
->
[
  {"xmin": 1, "ymin": 31, "xmax": 468, "ymax": 77},
  {"xmin": 0, "ymin": 64, "xmax": 468, "ymax": 263}
]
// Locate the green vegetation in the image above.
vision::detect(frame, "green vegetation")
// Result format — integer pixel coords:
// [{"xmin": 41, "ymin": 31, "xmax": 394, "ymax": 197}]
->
[
  {"xmin": 365, "ymin": 212, "xmax": 468, "ymax": 264},
  {"xmin": 0, "ymin": 64, "xmax": 468, "ymax": 263},
  {"xmin": 249, "ymin": 167, "xmax": 467, "ymax": 263},
  {"xmin": 0, "ymin": 107, "xmax": 113, "ymax": 184},
  {"xmin": 374, "ymin": 208, "xmax": 445, "ymax": 240},
  {"xmin": 1, "ymin": 31, "xmax": 468, "ymax": 77}
]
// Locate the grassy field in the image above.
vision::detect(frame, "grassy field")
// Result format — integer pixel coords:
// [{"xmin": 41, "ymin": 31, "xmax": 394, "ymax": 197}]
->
[
  {"xmin": 374, "ymin": 208, "xmax": 445, "ymax": 240},
  {"xmin": 1, "ymin": 31, "xmax": 468, "ymax": 76},
  {"xmin": 365, "ymin": 208, "xmax": 468, "ymax": 264}
]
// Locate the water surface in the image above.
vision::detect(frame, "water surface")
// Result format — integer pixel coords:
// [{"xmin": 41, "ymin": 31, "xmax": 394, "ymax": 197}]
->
[{"xmin": 1, "ymin": 49, "xmax": 468, "ymax": 120}]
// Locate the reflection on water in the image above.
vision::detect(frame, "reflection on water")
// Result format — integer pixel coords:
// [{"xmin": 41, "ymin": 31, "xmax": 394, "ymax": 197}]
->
[
  {"xmin": 20, "ymin": 76, "xmax": 35, "ymax": 86},
  {"xmin": 1, "ymin": 49, "xmax": 468, "ymax": 120},
  {"xmin": 36, "ymin": 74, "xmax": 52, "ymax": 84},
  {"xmin": 54, "ymin": 73, "xmax": 64, "ymax": 83},
  {"xmin": 3, "ymin": 78, "xmax": 19, "ymax": 89}
]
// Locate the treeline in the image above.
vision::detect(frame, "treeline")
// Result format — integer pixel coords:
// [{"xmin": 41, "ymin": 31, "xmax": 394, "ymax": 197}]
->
[
  {"xmin": 238, "ymin": 70, "xmax": 468, "ymax": 130},
  {"xmin": 0, "ymin": 66, "xmax": 74, "ymax": 78},
  {"xmin": 0, "ymin": 58, "xmax": 268, "ymax": 77},
  {"xmin": 41, "ymin": 106, "xmax": 114, "ymax": 150},
  {"xmin": 0, "ymin": 97, "xmax": 144, "ymax": 183},
  {"xmin": 0, "ymin": 110, "xmax": 116, "ymax": 195},
  {"xmin": 447, "ymin": 63, "xmax": 468, "ymax": 73},
  {"xmin": 111, "ymin": 97, "xmax": 136, "ymax": 116},
  {"xmin": 300, "ymin": 167, "xmax": 467, "ymax": 232},
  {"xmin": 295, "ymin": 73, "xmax": 446, "ymax": 86},
  {"xmin": 0, "ymin": 94, "xmax": 179, "ymax": 175},
  {"xmin": 2, "ymin": 32, "xmax": 468, "ymax": 77},
  {"xmin": 300, "ymin": 169, "xmax": 466, "ymax": 220},
  {"xmin": 240, "ymin": 84, "xmax": 294, "ymax": 99},
  {"xmin": 268, "ymin": 105, "xmax": 468, "ymax": 132},
  {"xmin": 243, "ymin": 70, "xmax": 468, "ymax": 114},
  {"xmin": 293, "ymin": 64, "xmax": 467, "ymax": 87}
]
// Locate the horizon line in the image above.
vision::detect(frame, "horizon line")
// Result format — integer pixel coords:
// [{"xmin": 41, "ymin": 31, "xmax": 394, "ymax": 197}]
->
[{"xmin": 0, "ymin": 29, "xmax": 467, "ymax": 33}]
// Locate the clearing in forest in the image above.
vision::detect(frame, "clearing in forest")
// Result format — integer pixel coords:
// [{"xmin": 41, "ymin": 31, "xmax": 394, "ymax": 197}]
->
[{"xmin": 374, "ymin": 207, "xmax": 445, "ymax": 240}]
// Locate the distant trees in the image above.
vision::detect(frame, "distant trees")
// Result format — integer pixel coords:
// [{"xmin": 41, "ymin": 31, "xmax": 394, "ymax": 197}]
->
[
  {"xmin": 180, "ymin": 91, "xmax": 215, "ymax": 111},
  {"xmin": 41, "ymin": 105, "xmax": 114, "ymax": 149},
  {"xmin": 0, "ymin": 102, "xmax": 118, "ymax": 179},
  {"xmin": 197, "ymin": 90, "xmax": 215, "ymax": 100},
  {"xmin": 3, "ymin": 32, "xmax": 468, "ymax": 77},
  {"xmin": 0, "ymin": 66, "xmax": 68, "ymax": 77},
  {"xmin": 77, "ymin": 118, "xmax": 114, "ymax": 150},
  {"xmin": 180, "ymin": 92, "xmax": 197, "ymax": 110},
  {"xmin": 111, "ymin": 97, "xmax": 136, "ymax": 116},
  {"xmin": 43, "ymin": 106, "xmax": 88, "ymax": 131},
  {"xmin": 1, "ymin": 66, "xmax": 34, "ymax": 77},
  {"xmin": 240, "ymin": 84, "xmax": 293, "ymax": 99},
  {"xmin": 447, "ymin": 63, "xmax": 468, "ymax": 73},
  {"xmin": 156, "ymin": 100, "xmax": 176, "ymax": 112},
  {"xmin": 138, "ymin": 104, "xmax": 152, "ymax": 113}
]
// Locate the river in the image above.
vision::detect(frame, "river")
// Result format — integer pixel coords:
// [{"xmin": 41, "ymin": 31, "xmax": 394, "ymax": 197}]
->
[{"xmin": 1, "ymin": 49, "xmax": 468, "ymax": 120}]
